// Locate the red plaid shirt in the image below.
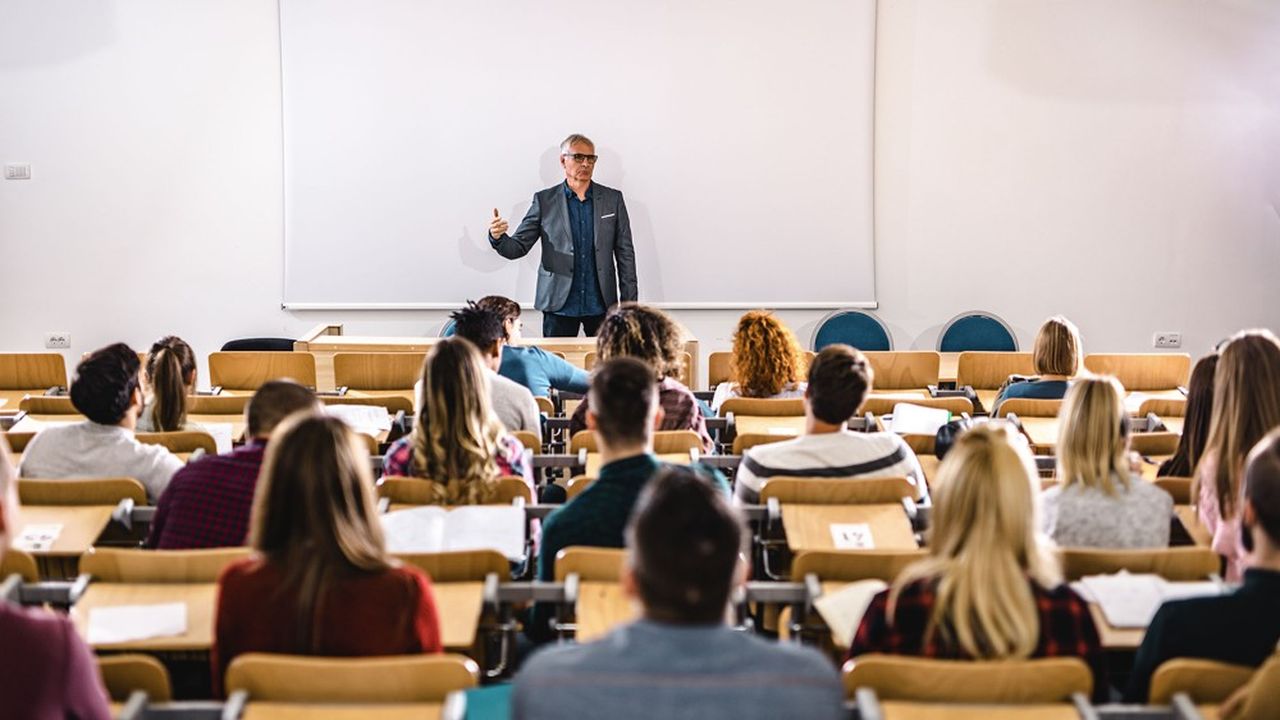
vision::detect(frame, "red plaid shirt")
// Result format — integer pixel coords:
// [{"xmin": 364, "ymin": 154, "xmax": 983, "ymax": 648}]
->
[
  {"xmin": 849, "ymin": 577, "xmax": 1106, "ymax": 700},
  {"xmin": 145, "ymin": 441, "xmax": 266, "ymax": 550}
]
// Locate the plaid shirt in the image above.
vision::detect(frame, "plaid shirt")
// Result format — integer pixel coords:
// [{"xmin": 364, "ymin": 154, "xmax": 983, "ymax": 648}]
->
[
  {"xmin": 849, "ymin": 577, "xmax": 1106, "ymax": 700},
  {"xmin": 382, "ymin": 433, "xmax": 532, "ymax": 485},
  {"xmin": 145, "ymin": 440, "xmax": 266, "ymax": 550},
  {"xmin": 569, "ymin": 377, "xmax": 713, "ymax": 453}
]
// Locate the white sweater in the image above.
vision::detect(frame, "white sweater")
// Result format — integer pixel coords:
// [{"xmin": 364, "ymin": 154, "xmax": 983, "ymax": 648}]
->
[{"xmin": 18, "ymin": 421, "xmax": 183, "ymax": 501}]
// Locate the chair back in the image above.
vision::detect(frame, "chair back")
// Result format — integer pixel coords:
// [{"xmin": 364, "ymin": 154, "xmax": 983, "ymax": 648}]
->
[
  {"xmin": 1233, "ymin": 652, "xmax": 1280, "ymax": 720},
  {"xmin": 0, "ymin": 548, "xmax": 39, "ymax": 582},
  {"xmin": 813, "ymin": 311, "xmax": 892, "ymax": 352},
  {"xmin": 3, "ymin": 432, "xmax": 35, "ymax": 453},
  {"xmin": 566, "ymin": 475, "xmax": 595, "ymax": 499},
  {"xmin": 1130, "ymin": 431, "xmax": 1179, "ymax": 457},
  {"xmin": 732, "ymin": 433, "xmax": 791, "ymax": 455},
  {"xmin": 708, "ymin": 350, "xmax": 815, "ymax": 388},
  {"xmin": 842, "ymin": 654, "xmax": 1092, "ymax": 702},
  {"xmin": 791, "ymin": 550, "xmax": 926, "ymax": 583},
  {"xmin": 512, "ymin": 430, "xmax": 541, "ymax": 452},
  {"xmin": 554, "ymin": 546, "xmax": 625, "ymax": 582},
  {"xmin": 534, "ymin": 396, "xmax": 555, "ymax": 416},
  {"xmin": 80, "ymin": 547, "xmax": 251, "ymax": 583},
  {"xmin": 18, "ymin": 477, "xmax": 147, "ymax": 506},
  {"xmin": 97, "ymin": 654, "xmax": 173, "ymax": 702},
  {"xmin": 0, "ymin": 353, "xmax": 67, "ymax": 390},
  {"xmin": 394, "ymin": 549, "xmax": 508, "ymax": 583},
  {"xmin": 333, "ymin": 352, "xmax": 426, "ymax": 391},
  {"xmin": 860, "ymin": 396, "xmax": 973, "ymax": 417},
  {"xmin": 378, "ymin": 476, "xmax": 531, "ymax": 505},
  {"xmin": 136, "ymin": 431, "xmax": 217, "ymax": 455},
  {"xmin": 996, "ymin": 398, "xmax": 1062, "ymax": 418},
  {"xmin": 570, "ymin": 430, "xmax": 700, "ymax": 455},
  {"xmin": 17, "ymin": 396, "xmax": 80, "ymax": 414},
  {"xmin": 956, "ymin": 352, "xmax": 1036, "ymax": 390},
  {"xmin": 209, "ymin": 351, "xmax": 317, "ymax": 391},
  {"xmin": 1058, "ymin": 547, "xmax": 1219, "ymax": 582},
  {"xmin": 760, "ymin": 476, "xmax": 914, "ymax": 505},
  {"xmin": 938, "ymin": 312, "xmax": 1018, "ymax": 352},
  {"xmin": 225, "ymin": 653, "xmax": 479, "ymax": 703},
  {"xmin": 188, "ymin": 395, "xmax": 251, "ymax": 415},
  {"xmin": 1153, "ymin": 476, "xmax": 1192, "ymax": 504},
  {"xmin": 1083, "ymin": 353, "xmax": 1191, "ymax": 391},
  {"xmin": 1148, "ymin": 657, "xmax": 1254, "ymax": 704},
  {"xmin": 320, "ymin": 394, "xmax": 414, "ymax": 415},
  {"xmin": 721, "ymin": 398, "xmax": 805, "ymax": 417},
  {"xmin": 863, "ymin": 351, "xmax": 940, "ymax": 390},
  {"xmin": 1137, "ymin": 397, "xmax": 1186, "ymax": 417}
]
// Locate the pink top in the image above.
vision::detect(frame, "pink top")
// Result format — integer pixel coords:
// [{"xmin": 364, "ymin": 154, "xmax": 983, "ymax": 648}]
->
[{"xmin": 1196, "ymin": 452, "xmax": 1248, "ymax": 581}]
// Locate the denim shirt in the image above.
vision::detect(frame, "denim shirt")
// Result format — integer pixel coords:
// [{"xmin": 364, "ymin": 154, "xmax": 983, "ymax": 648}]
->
[{"xmin": 556, "ymin": 182, "xmax": 606, "ymax": 317}]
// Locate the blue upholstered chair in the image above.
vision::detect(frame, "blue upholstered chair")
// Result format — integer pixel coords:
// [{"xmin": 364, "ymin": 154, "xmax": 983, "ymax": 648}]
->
[
  {"xmin": 812, "ymin": 310, "xmax": 892, "ymax": 351},
  {"xmin": 937, "ymin": 312, "xmax": 1017, "ymax": 352},
  {"xmin": 439, "ymin": 319, "xmax": 457, "ymax": 337}
]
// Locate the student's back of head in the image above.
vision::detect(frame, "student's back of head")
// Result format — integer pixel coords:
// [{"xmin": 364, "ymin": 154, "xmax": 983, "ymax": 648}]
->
[
  {"xmin": 1032, "ymin": 316, "xmax": 1081, "ymax": 377},
  {"xmin": 588, "ymin": 357, "xmax": 658, "ymax": 450},
  {"xmin": 411, "ymin": 336, "xmax": 504, "ymax": 502},
  {"xmin": 730, "ymin": 311, "xmax": 804, "ymax": 397},
  {"xmin": 596, "ymin": 303, "xmax": 685, "ymax": 381},
  {"xmin": 1202, "ymin": 329, "xmax": 1280, "ymax": 518},
  {"xmin": 893, "ymin": 422, "xmax": 1058, "ymax": 659},
  {"xmin": 1162, "ymin": 353, "xmax": 1218, "ymax": 477},
  {"xmin": 249, "ymin": 412, "xmax": 390, "ymax": 648},
  {"xmin": 1244, "ymin": 429, "xmax": 1280, "ymax": 555},
  {"xmin": 246, "ymin": 380, "xmax": 321, "ymax": 439},
  {"xmin": 805, "ymin": 344, "xmax": 873, "ymax": 425},
  {"xmin": 625, "ymin": 467, "xmax": 744, "ymax": 624},
  {"xmin": 1057, "ymin": 375, "xmax": 1130, "ymax": 494},
  {"xmin": 71, "ymin": 343, "xmax": 142, "ymax": 425},
  {"xmin": 450, "ymin": 302, "xmax": 506, "ymax": 362},
  {"xmin": 144, "ymin": 336, "xmax": 197, "ymax": 431}
]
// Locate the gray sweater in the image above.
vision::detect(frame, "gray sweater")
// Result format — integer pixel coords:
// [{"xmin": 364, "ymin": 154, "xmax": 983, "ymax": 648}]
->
[{"xmin": 1042, "ymin": 474, "xmax": 1173, "ymax": 548}]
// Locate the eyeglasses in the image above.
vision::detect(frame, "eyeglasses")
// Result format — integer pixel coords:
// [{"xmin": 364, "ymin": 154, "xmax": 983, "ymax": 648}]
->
[{"xmin": 563, "ymin": 153, "xmax": 598, "ymax": 165}]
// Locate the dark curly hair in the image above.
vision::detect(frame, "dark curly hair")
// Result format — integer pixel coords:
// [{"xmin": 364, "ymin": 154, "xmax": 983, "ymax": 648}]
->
[{"xmin": 596, "ymin": 303, "xmax": 684, "ymax": 380}]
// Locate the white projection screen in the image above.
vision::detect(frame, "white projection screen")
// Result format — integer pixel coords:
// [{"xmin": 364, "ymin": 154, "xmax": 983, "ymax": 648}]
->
[{"xmin": 280, "ymin": 0, "xmax": 877, "ymax": 309}]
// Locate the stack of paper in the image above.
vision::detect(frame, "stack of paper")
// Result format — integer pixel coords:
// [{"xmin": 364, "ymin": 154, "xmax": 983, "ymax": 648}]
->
[
  {"xmin": 87, "ymin": 603, "xmax": 188, "ymax": 644},
  {"xmin": 813, "ymin": 579, "xmax": 889, "ymax": 648},
  {"xmin": 1075, "ymin": 572, "xmax": 1221, "ymax": 628},
  {"xmin": 324, "ymin": 404, "xmax": 393, "ymax": 437},
  {"xmin": 888, "ymin": 403, "xmax": 952, "ymax": 436},
  {"xmin": 382, "ymin": 505, "xmax": 525, "ymax": 559}
]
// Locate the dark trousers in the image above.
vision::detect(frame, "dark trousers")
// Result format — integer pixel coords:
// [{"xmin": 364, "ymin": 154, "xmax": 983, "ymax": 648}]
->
[{"xmin": 542, "ymin": 312, "xmax": 605, "ymax": 338}]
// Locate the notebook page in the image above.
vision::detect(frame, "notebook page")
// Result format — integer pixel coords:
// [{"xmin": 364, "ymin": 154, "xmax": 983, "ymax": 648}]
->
[
  {"xmin": 444, "ymin": 505, "xmax": 526, "ymax": 560},
  {"xmin": 813, "ymin": 579, "xmax": 889, "ymax": 649},
  {"xmin": 381, "ymin": 506, "xmax": 447, "ymax": 553},
  {"xmin": 87, "ymin": 603, "xmax": 187, "ymax": 644}
]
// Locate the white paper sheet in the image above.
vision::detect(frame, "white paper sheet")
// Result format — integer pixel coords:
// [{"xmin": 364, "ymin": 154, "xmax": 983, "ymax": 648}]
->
[
  {"xmin": 1077, "ymin": 573, "xmax": 1221, "ymax": 629},
  {"xmin": 888, "ymin": 403, "xmax": 952, "ymax": 436},
  {"xmin": 15, "ymin": 523, "xmax": 62, "ymax": 552},
  {"xmin": 830, "ymin": 523, "xmax": 875, "ymax": 550},
  {"xmin": 381, "ymin": 504, "xmax": 526, "ymax": 559},
  {"xmin": 813, "ymin": 579, "xmax": 888, "ymax": 648},
  {"xmin": 202, "ymin": 423, "xmax": 235, "ymax": 455},
  {"xmin": 87, "ymin": 602, "xmax": 187, "ymax": 644},
  {"xmin": 1125, "ymin": 392, "xmax": 1150, "ymax": 415},
  {"xmin": 324, "ymin": 404, "xmax": 393, "ymax": 437}
]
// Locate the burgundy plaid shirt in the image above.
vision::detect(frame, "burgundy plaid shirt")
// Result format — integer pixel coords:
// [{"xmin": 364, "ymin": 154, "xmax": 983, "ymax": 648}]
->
[
  {"xmin": 569, "ymin": 377, "xmax": 713, "ymax": 453},
  {"xmin": 145, "ymin": 441, "xmax": 266, "ymax": 550},
  {"xmin": 849, "ymin": 577, "xmax": 1106, "ymax": 700}
]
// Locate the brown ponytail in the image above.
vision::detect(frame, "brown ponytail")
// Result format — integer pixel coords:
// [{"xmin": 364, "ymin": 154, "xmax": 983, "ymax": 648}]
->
[{"xmin": 146, "ymin": 336, "xmax": 197, "ymax": 431}]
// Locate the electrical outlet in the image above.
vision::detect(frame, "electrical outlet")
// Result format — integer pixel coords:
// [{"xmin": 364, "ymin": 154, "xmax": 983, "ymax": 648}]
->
[
  {"xmin": 43, "ymin": 332, "xmax": 70, "ymax": 349},
  {"xmin": 1153, "ymin": 332, "xmax": 1182, "ymax": 349},
  {"xmin": 4, "ymin": 163, "xmax": 31, "ymax": 180}
]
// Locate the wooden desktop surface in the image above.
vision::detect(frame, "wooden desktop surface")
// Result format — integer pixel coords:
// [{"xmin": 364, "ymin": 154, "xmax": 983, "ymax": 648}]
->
[
  {"xmin": 242, "ymin": 703, "xmax": 442, "ymax": 720},
  {"xmin": 732, "ymin": 415, "xmax": 804, "ymax": 438},
  {"xmin": 72, "ymin": 583, "xmax": 217, "ymax": 652},
  {"xmin": 18, "ymin": 505, "xmax": 114, "ymax": 558},
  {"xmin": 877, "ymin": 702, "xmax": 1081, "ymax": 720},
  {"xmin": 781, "ymin": 504, "xmax": 917, "ymax": 552}
]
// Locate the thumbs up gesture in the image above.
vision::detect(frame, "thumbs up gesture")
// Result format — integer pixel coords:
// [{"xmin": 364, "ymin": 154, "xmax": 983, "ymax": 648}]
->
[{"xmin": 489, "ymin": 208, "xmax": 509, "ymax": 240}]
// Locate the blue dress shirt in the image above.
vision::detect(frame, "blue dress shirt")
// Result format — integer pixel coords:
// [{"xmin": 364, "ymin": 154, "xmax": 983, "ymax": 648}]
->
[{"xmin": 556, "ymin": 182, "xmax": 606, "ymax": 317}]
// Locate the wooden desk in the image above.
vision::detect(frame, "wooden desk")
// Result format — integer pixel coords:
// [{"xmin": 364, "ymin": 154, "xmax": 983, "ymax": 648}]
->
[
  {"xmin": 975, "ymin": 389, "xmax": 1000, "ymax": 414},
  {"xmin": 19, "ymin": 505, "xmax": 115, "ymax": 578},
  {"xmin": 242, "ymin": 703, "xmax": 441, "ymax": 720},
  {"xmin": 585, "ymin": 452, "xmax": 690, "ymax": 478},
  {"xmin": 296, "ymin": 323, "xmax": 700, "ymax": 393},
  {"xmin": 1175, "ymin": 505, "xmax": 1211, "ymax": 547},
  {"xmin": 187, "ymin": 415, "xmax": 248, "ymax": 444},
  {"xmin": 1162, "ymin": 417, "xmax": 1184, "ymax": 435},
  {"xmin": 917, "ymin": 455, "xmax": 941, "ymax": 491},
  {"xmin": 938, "ymin": 353, "xmax": 959, "ymax": 385},
  {"xmin": 878, "ymin": 702, "xmax": 1081, "ymax": 720},
  {"xmin": 1088, "ymin": 602, "xmax": 1144, "ymax": 650},
  {"xmin": 733, "ymin": 415, "xmax": 804, "ymax": 438},
  {"xmin": 1017, "ymin": 417, "xmax": 1060, "ymax": 453},
  {"xmin": 1139, "ymin": 456, "xmax": 1173, "ymax": 482},
  {"xmin": 781, "ymin": 504, "xmax": 917, "ymax": 552},
  {"xmin": 575, "ymin": 580, "xmax": 635, "ymax": 643},
  {"xmin": 866, "ymin": 390, "xmax": 932, "ymax": 402},
  {"xmin": 72, "ymin": 583, "xmax": 217, "ymax": 652},
  {"xmin": 432, "ymin": 582, "xmax": 485, "ymax": 649},
  {"xmin": 0, "ymin": 390, "xmax": 36, "ymax": 409}
]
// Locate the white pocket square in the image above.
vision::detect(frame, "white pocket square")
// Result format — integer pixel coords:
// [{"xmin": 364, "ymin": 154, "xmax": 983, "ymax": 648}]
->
[{"xmin": 600, "ymin": 213, "xmax": 616, "ymax": 219}]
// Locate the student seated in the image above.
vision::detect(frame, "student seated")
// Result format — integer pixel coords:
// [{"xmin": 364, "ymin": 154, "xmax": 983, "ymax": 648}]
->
[
  {"xmin": 1042, "ymin": 376, "xmax": 1172, "ymax": 548},
  {"xmin": 528, "ymin": 358, "xmax": 729, "ymax": 643},
  {"xmin": 1196, "ymin": 329, "xmax": 1280, "ymax": 581},
  {"xmin": 476, "ymin": 295, "xmax": 590, "ymax": 398},
  {"xmin": 515, "ymin": 467, "xmax": 843, "ymax": 719},
  {"xmin": 0, "ymin": 436, "xmax": 112, "ymax": 719},
  {"xmin": 710, "ymin": 310, "xmax": 807, "ymax": 415},
  {"xmin": 1125, "ymin": 428, "xmax": 1280, "ymax": 702},
  {"xmin": 1158, "ymin": 352, "xmax": 1216, "ymax": 477},
  {"xmin": 991, "ymin": 315, "xmax": 1081, "ymax": 414},
  {"xmin": 137, "ymin": 335, "xmax": 199, "ymax": 432},
  {"xmin": 569, "ymin": 303, "xmax": 713, "ymax": 453},
  {"xmin": 849, "ymin": 423, "xmax": 1105, "ymax": 698},
  {"xmin": 213, "ymin": 413, "xmax": 442, "ymax": 694},
  {"xmin": 146, "ymin": 381, "xmax": 320, "ymax": 549},
  {"xmin": 19, "ymin": 343, "xmax": 182, "ymax": 500},
  {"xmin": 734, "ymin": 344, "xmax": 924, "ymax": 505},
  {"xmin": 439, "ymin": 302, "xmax": 541, "ymax": 442},
  {"xmin": 384, "ymin": 337, "xmax": 533, "ymax": 503}
]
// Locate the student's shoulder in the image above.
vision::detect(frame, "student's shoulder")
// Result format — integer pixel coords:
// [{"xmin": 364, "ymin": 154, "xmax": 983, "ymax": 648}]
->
[{"xmin": 732, "ymin": 629, "xmax": 840, "ymax": 676}]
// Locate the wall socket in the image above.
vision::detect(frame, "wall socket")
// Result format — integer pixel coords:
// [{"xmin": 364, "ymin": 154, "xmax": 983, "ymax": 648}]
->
[
  {"xmin": 44, "ymin": 332, "xmax": 70, "ymax": 349},
  {"xmin": 1153, "ymin": 331, "xmax": 1182, "ymax": 349}
]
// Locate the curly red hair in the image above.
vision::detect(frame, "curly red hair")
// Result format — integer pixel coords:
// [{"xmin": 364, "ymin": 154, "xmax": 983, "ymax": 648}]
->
[{"xmin": 730, "ymin": 311, "xmax": 803, "ymax": 397}]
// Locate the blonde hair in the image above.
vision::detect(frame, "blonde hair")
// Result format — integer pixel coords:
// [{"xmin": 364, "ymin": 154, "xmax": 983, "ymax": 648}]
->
[
  {"xmin": 248, "ymin": 413, "xmax": 391, "ymax": 651},
  {"xmin": 1057, "ymin": 376, "xmax": 1130, "ymax": 495},
  {"xmin": 890, "ymin": 423, "xmax": 1060, "ymax": 659},
  {"xmin": 410, "ymin": 337, "xmax": 504, "ymax": 505},
  {"xmin": 1033, "ymin": 316, "xmax": 1081, "ymax": 377},
  {"xmin": 1199, "ymin": 330, "xmax": 1280, "ymax": 518},
  {"xmin": 730, "ymin": 311, "xmax": 804, "ymax": 397}
]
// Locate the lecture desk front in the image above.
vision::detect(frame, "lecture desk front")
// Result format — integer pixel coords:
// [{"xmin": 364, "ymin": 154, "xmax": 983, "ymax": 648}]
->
[{"xmin": 781, "ymin": 504, "xmax": 917, "ymax": 553}]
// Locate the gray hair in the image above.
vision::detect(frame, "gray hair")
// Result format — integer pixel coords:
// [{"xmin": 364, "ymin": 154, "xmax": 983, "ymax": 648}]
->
[{"xmin": 560, "ymin": 134, "xmax": 595, "ymax": 153}]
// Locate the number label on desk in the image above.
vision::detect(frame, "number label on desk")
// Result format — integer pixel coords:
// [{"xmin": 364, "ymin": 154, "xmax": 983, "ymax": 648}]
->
[
  {"xmin": 830, "ymin": 523, "xmax": 875, "ymax": 550},
  {"xmin": 16, "ymin": 523, "xmax": 62, "ymax": 551}
]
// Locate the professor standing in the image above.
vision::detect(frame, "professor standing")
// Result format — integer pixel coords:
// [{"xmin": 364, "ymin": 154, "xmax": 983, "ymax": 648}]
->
[{"xmin": 488, "ymin": 134, "xmax": 637, "ymax": 337}]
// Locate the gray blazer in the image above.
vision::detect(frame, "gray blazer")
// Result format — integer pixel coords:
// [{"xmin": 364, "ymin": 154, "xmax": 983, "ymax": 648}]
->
[{"xmin": 490, "ymin": 182, "xmax": 638, "ymax": 312}]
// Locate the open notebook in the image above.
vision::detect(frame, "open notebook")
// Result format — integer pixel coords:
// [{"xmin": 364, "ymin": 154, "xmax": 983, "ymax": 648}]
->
[
  {"xmin": 381, "ymin": 505, "xmax": 525, "ymax": 560},
  {"xmin": 813, "ymin": 579, "xmax": 889, "ymax": 648},
  {"xmin": 1074, "ymin": 572, "xmax": 1221, "ymax": 629}
]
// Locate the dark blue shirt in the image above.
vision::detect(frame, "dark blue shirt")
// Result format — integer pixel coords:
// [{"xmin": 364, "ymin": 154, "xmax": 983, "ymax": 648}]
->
[{"xmin": 557, "ymin": 182, "xmax": 606, "ymax": 317}]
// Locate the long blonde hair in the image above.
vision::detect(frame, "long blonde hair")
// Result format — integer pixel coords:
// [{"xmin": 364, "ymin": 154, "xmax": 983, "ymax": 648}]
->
[
  {"xmin": 248, "ymin": 413, "xmax": 391, "ymax": 651},
  {"xmin": 410, "ymin": 337, "xmax": 504, "ymax": 504},
  {"xmin": 1057, "ymin": 375, "xmax": 1130, "ymax": 495},
  {"xmin": 1198, "ymin": 330, "xmax": 1280, "ymax": 518},
  {"xmin": 890, "ymin": 423, "xmax": 1060, "ymax": 659},
  {"xmin": 731, "ymin": 310, "xmax": 804, "ymax": 397}
]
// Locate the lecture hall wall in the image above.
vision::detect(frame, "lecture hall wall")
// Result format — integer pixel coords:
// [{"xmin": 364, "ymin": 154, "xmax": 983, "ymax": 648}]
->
[{"xmin": 2, "ymin": 0, "xmax": 1278, "ymax": 388}]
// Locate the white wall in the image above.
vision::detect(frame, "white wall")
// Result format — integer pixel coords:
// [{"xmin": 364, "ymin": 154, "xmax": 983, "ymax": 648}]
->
[{"xmin": 2, "ymin": 0, "xmax": 1277, "ymax": 390}]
